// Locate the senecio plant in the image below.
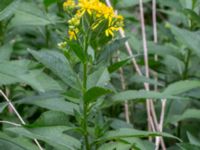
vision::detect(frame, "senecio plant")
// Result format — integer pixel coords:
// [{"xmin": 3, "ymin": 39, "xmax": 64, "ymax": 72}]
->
[{"xmin": 58, "ymin": 0, "xmax": 124, "ymax": 149}]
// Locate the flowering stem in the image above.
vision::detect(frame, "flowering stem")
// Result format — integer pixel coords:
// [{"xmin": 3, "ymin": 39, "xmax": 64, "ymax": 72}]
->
[
  {"xmin": 82, "ymin": 34, "xmax": 90, "ymax": 150},
  {"xmin": 83, "ymin": 62, "xmax": 90, "ymax": 150}
]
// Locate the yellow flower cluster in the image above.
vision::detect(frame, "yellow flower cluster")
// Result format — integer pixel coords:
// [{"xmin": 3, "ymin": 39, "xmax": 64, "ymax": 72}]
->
[
  {"xmin": 63, "ymin": 0, "xmax": 124, "ymax": 40},
  {"xmin": 63, "ymin": 0, "xmax": 76, "ymax": 10}
]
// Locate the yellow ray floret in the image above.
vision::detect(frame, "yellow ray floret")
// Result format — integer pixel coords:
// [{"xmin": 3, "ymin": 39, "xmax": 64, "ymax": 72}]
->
[{"xmin": 64, "ymin": 0, "xmax": 124, "ymax": 39}]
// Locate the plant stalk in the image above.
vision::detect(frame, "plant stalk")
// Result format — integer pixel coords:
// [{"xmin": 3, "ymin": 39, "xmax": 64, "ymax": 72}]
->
[{"xmin": 82, "ymin": 62, "xmax": 90, "ymax": 150}]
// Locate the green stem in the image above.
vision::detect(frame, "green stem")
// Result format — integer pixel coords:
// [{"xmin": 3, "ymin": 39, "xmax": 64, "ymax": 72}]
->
[
  {"xmin": 82, "ymin": 62, "xmax": 90, "ymax": 150},
  {"xmin": 183, "ymin": 49, "xmax": 191, "ymax": 79}
]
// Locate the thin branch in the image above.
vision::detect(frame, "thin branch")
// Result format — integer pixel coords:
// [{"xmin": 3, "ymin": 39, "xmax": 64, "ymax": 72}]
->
[
  {"xmin": 138, "ymin": 0, "xmax": 155, "ymax": 134},
  {"xmin": 152, "ymin": 0, "xmax": 167, "ymax": 149},
  {"xmin": 0, "ymin": 90, "xmax": 44, "ymax": 150},
  {"xmin": 118, "ymin": 61, "xmax": 130, "ymax": 123},
  {"xmin": 105, "ymin": 0, "xmax": 155, "ymax": 132},
  {"xmin": 105, "ymin": 1, "xmax": 164, "ymax": 143},
  {"xmin": 0, "ymin": 120, "xmax": 21, "ymax": 127}
]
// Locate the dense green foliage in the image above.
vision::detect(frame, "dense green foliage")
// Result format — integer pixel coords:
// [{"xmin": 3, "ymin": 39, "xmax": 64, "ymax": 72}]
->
[{"xmin": 0, "ymin": 0, "xmax": 200, "ymax": 150}]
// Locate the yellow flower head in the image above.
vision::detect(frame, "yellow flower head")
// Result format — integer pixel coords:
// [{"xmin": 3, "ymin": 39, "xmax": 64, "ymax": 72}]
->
[
  {"xmin": 63, "ymin": 0, "xmax": 76, "ymax": 10},
  {"xmin": 64, "ymin": 0, "xmax": 124, "ymax": 40},
  {"xmin": 68, "ymin": 28, "xmax": 79, "ymax": 40}
]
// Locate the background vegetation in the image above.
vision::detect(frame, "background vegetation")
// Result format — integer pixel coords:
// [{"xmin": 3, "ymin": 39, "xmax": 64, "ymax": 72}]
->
[{"xmin": 0, "ymin": 0, "xmax": 200, "ymax": 150}]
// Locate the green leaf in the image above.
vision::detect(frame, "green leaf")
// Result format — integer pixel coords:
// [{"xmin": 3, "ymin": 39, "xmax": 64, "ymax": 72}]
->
[
  {"xmin": 98, "ymin": 38, "xmax": 127, "ymax": 63},
  {"xmin": 98, "ymin": 142, "xmax": 131, "ymax": 150},
  {"xmin": 0, "ymin": 132, "xmax": 38, "ymax": 150},
  {"xmin": 178, "ymin": 143, "xmax": 200, "ymax": 150},
  {"xmin": 0, "ymin": 102, "xmax": 8, "ymax": 113},
  {"xmin": 130, "ymin": 75, "xmax": 164, "ymax": 87},
  {"xmin": 163, "ymin": 80, "xmax": 200, "ymax": 95},
  {"xmin": 97, "ymin": 128, "xmax": 180, "ymax": 142},
  {"xmin": 187, "ymin": 132, "xmax": 200, "ymax": 146},
  {"xmin": 87, "ymin": 67, "xmax": 110, "ymax": 89},
  {"xmin": 168, "ymin": 109, "xmax": 200, "ymax": 124},
  {"xmin": 147, "ymin": 42, "xmax": 180, "ymax": 57},
  {"xmin": 0, "ymin": 0, "xmax": 21, "ymax": 21},
  {"xmin": 84, "ymin": 87, "xmax": 112, "ymax": 103},
  {"xmin": 33, "ymin": 70, "xmax": 63, "ymax": 91},
  {"xmin": 112, "ymin": 90, "xmax": 181, "ymax": 102},
  {"xmin": 29, "ymin": 49, "xmax": 80, "ymax": 90},
  {"xmin": 33, "ymin": 111, "xmax": 69, "ymax": 127},
  {"xmin": 9, "ymin": 2, "xmax": 58, "ymax": 28},
  {"xmin": 110, "ymin": 119, "xmax": 132, "ymax": 129},
  {"xmin": 0, "ymin": 61, "xmax": 45, "ymax": 92},
  {"xmin": 43, "ymin": 0, "xmax": 58, "ymax": 7},
  {"xmin": 68, "ymin": 41, "xmax": 86, "ymax": 63},
  {"xmin": 116, "ymin": 0, "xmax": 151, "ymax": 8},
  {"xmin": 108, "ymin": 58, "xmax": 130, "ymax": 73},
  {"xmin": 0, "ymin": 44, "xmax": 13, "ymax": 61},
  {"xmin": 17, "ymin": 92, "xmax": 78, "ymax": 115},
  {"xmin": 6, "ymin": 126, "xmax": 81, "ymax": 150},
  {"xmin": 169, "ymin": 24, "xmax": 200, "ymax": 57},
  {"xmin": 183, "ymin": 9, "xmax": 200, "ymax": 26}
]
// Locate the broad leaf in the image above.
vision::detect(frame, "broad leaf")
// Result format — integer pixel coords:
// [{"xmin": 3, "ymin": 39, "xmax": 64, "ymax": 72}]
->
[
  {"xmin": 0, "ymin": 132, "xmax": 38, "ymax": 150},
  {"xmin": 33, "ymin": 111, "xmax": 69, "ymax": 127},
  {"xmin": 169, "ymin": 24, "xmax": 200, "ymax": 57},
  {"xmin": 6, "ymin": 126, "xmax": 81, "ymax": 150},
  {"xmin": 9, "ymin": 2, "xmax": 59, "ymax": 28},
  {"xmin": 0, "ymin": 0, "xmax": 21, "ymax": 21},
  {"xmin": 29, "ymin": 50, "xmax": 80, "ymax": 90},
  {"xmin": 17, "ymin": 92, "xmax": 78, "ymax": 115},
  {"xmin": 87, "ymin": 67, "xmax": 110, "ymax": 89}
]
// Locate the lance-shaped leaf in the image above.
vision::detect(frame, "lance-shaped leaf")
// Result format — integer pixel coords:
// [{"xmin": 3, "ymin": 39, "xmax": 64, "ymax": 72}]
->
[{"xmin": 84, "ymin": 87, "xmax": 112, "ymax": 103}]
